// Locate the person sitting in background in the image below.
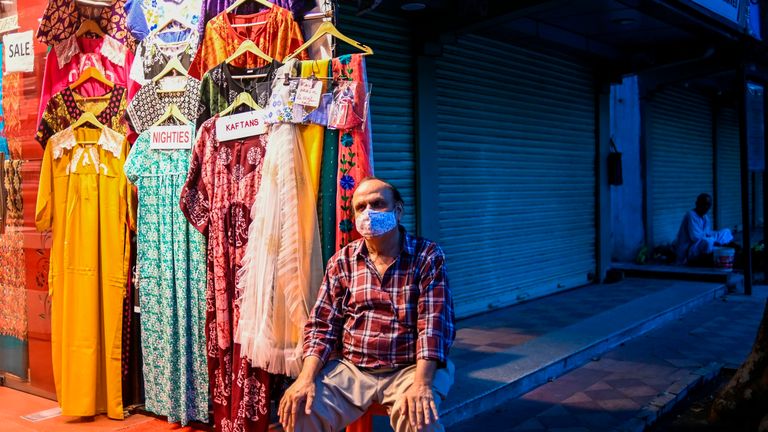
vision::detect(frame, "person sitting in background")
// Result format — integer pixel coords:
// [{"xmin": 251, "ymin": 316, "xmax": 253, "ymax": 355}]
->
[{"xmin": 675, "ymin": 193, "xmax": 735, "ymax": 266}]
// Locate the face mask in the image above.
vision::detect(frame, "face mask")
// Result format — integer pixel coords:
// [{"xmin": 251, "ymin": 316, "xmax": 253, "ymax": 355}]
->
[{"xmin": 355, "ymin": 208, "xmax": 398, "ymax": 238}]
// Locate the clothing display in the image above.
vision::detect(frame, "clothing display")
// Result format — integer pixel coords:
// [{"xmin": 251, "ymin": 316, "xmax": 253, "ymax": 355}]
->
[
  {"xmin": 0, "ymin": 160, "xmax": 26, "ymax": 340},
  {"xmin": 296, "ymin": 59, "xmax": 331, "ymax": 197},
  {"xmin": 129, "ymin": 30, "xmax": 198, "ymax": 85},
  {"xmin": 126, "ymin": 78, "xmax": 202, "ymax": 133},
  {"xmin": 37, "ymin": 0, "xmax": 133, "ymax": 48},
  {"xmin": 199, "ymin": 0, "xmax": 315, "ymax": 37},
  {"xmin": 36, "ymin": 86, "xmax": 129, "ymax": 147},
  {"xmin": 331, "ymin": 54, "xmax": 374, "ymax": 250},
  {"xmin": 2, "ymin": 71, "xmax": 22, "ymax": 160},
  {"xmin": 126, "ymin": 0, "xmax": 203, "ymax": 42},
  {"xmin": 196, "ymin": 61, "xmax": 280, "ymax": 129},
  {"xmin": 188, "ymin": 6, "xmax": 305, "ymax": 79},
  {"xmin": 236, "ymin": 60, "xmax": 323, "ymax": 377},
  {"xmin": 180, "ymin": 118, "xmax": 273, "ymax": 432},
  {"xmin": 124, "ymin": 131, "xmax": 209, "ymax": 425},
  {"xmin": 38, "ymin": 34, "xmax": 135, "ymax": 125},
  {"xmin": 36, "ymin": 125, "xmax": 134, "ymax": 419}
]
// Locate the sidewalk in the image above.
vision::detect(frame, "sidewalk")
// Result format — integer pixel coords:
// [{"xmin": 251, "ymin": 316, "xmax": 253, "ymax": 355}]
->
[{"xmin": 450, "ymin": 285, "xmax": 768, "ymax": 432}]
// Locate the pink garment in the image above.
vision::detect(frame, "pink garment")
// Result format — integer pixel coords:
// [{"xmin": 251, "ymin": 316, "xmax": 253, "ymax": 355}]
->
[
  {"xmin": 333, "ymin": 54, "xmax": 374, "ymax": 250},
  {"xmin": 38, "ymin": 35, "xmax": 136, "ymax": 127}
]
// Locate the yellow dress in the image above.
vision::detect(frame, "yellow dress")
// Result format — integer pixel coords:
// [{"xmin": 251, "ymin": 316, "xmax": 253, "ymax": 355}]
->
[
  {"xmin": 298, "ymin": 59, "xmax": 331, "ymax": 196},
  {"xmin": 35, "ymin": 125, "xmax": 135, "ymax": 419}
]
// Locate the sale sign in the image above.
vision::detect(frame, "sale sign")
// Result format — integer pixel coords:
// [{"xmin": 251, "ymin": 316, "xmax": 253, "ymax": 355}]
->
[{"xmin": 3, "ymin": 30, "xmax": 34, "ymax": 73}]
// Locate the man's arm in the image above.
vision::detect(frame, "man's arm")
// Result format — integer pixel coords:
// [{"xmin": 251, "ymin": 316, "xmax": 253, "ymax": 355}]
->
[{"xmin": 279, "ymin": 356, "xmax": 324, "ymax": 432}]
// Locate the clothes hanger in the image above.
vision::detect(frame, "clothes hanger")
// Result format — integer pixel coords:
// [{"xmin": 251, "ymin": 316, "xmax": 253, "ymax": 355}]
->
[
  {"xmin": 69, "ymin": 66, "xmax": 114, "ymax": 92},
  {"xmin": 285, "ymin": 21, "xmax": 373, "ymax": 61},
  {"xmin": 226, "ymin": 0, "xmax": 272, "ymax": 27},
  {"xmin": 71, "ymin": 111, "xmax": 105, "ymax": 131},
  {"xmin": 75, "ymin": 18, "xmax": 106, "ymax": 38},
  {"xmin": 226, "ymin": 39, "xmax": 273, "ymax": 66},
  {"xmin": 152, "ymin": 17, "xmax": 195, "ymax": 35},
  {"xmin": 152, "ymin": 57, "xmax": 190, "ymax": 93},
  {"xmin": 152, "ymin": 104, "xmax": 191, "ymax": 126},
  {"xmin": 219, "ymin": 92, "xmax": 260, "ymax": 117}
]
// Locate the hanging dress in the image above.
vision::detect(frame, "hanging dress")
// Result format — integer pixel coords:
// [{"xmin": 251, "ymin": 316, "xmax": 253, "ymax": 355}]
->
[
  {"xmin": 37, "ymin": 0, "xmax": 133, "ymax": 49},
  {"xmin": 124, "ymin": 130, "xmax": 209, "ymax": 425},
  {"xmin": 126, "ymin": 78, "xmax": 202, "ymax": 133},
  {"xmin": 125, "ymin": 0, "xmax": 202, "ymax": 42},
  {"xmin": 129, "ymin": 30, "xmax": 198, "ymax": 86},
  {"xmin": 35, "ymin": 125, "xmax": 134, "ymax": 419},
  {"xmin": 236, "ymin": 59, "xmax": 323, "ymax": 377},
  {"xmin": 180, "ymin": 116, "xmax": 273, "ymax": 432}
]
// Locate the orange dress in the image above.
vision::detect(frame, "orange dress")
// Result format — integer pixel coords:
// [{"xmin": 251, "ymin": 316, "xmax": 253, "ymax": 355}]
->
[{"xmin": 188, "ymin": 6, "xmax": 306, "ymax": 79}]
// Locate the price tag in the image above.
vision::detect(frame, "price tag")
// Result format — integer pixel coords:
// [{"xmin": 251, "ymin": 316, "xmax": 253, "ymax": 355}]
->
[
  {"xmin": 149, "ymin": 124, "xmax": 194, "ymax": 150},
  {"xmin": 215, "ymin": 110, "xmax": 267, "ymax": 141},
  {"xmin": 294, "ymin": 78, "xmax": 323, "ymax": 108}
]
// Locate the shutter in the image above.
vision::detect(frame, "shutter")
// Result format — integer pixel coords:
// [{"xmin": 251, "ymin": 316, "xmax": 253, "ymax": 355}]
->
[
  {"xmin": 338, "ymin": 6, "xmax": 416, "ymax": 232},
  {"xmin": 436, "ymin": 35, "xmax": 596, "ymax": 318},
  {"xmin": 648, "ymin": 86, "xmax": 713, "ymax": 246},
  {"xmin": 716, "ymin": 108, "xmax": 742, "ymax": 231},
  {"xmin": 755, "ymin": 173, "xmax": 764, "ymax": 226}
]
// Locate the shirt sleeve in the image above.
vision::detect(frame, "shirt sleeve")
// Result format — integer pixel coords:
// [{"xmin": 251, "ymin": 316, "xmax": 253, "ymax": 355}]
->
[
  {"xmin": 416, "ymin": 245, "xmax": 455, "ymax": 365},
  {"xmin": 303, "ymin": 259, "xmax": 345, "ymax": 364},
  {"xmin": 179, "ymin": 124, "xmax": 212, "ymax": 234}
]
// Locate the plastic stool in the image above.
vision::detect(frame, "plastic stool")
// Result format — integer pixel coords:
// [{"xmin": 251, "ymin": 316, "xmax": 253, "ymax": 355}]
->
[{"xmin": 346, "ymin": 403, "xmax": 388, "ymax": 432}]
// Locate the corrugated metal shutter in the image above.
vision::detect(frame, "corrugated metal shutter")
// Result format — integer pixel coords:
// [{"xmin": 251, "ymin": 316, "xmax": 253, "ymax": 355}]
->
[
  {"xmin": 338, "ymin": 6, "xmax": 416, "ymax": 232},
  {"xmin": 755, "ymin": 174, "xmax": 764, "ymax": 226},
  {"xmin": 716, "ymin": 108, "xmax": 742, "ymax": 231},
  {"xmin": 436, "ymin": 35, "xmax": 596, "ymax": 318},
  {"xmin": 648, "ymin": 87, "xmax": 713, "ymax": 246}
]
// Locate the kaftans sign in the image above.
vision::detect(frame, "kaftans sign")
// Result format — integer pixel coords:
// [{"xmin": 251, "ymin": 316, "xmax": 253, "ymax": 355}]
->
[
  {"xmin": 149, "ymin": 125, "xmax": 194, "ymax": 150},
  {"xmin": 3, "ymin": 30, "xmax": 34, "ymax": 72},
  {"xmin": 215, "ymin": 110, "xmax": 267, "ymax": 141}
]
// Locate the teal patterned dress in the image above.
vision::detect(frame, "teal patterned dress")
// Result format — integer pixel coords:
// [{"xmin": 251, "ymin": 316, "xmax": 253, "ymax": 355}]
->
[{"xmin": 124, "ymin": 130, "xmax": 209, "ymax": 425}]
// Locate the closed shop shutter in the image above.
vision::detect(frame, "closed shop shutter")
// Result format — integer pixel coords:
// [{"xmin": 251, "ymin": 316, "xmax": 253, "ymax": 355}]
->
[
  {"xmin": 338, "ymin": 6, "xmax": 416, "ymax": 231},
  {"xmin": 435, "ymin": 35, "xmax": 596, "ymax": 317},
  {"xmin": 648, "ymin": 86, "xmax": 713, "ymax": 246},
  {"xmin": 716, "ymin": 108, "xmax": 742, "ymax": 231}
]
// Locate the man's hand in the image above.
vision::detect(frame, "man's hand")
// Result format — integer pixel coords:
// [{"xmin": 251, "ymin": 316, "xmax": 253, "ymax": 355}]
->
[
  {"xmin": 279, "ymin": 376, "xmax": 315, "ymax": 432},
  {"xmin": 398, "ymin": 382, "xmax": 439, "ymax": 431}
]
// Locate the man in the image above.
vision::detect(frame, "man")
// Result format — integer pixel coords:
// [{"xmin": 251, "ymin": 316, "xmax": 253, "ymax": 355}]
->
[
  {"xmin": 675, "ymin": 193, "xmax": 734, "ymax": 266},
  {"xmin": 278, "ymin": 177, "xmax": 456, "ymax": 432}
]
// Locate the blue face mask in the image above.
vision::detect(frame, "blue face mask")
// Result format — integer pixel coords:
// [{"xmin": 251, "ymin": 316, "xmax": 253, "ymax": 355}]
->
[{"xmin": 355, "ymin": 208, "xmax": 398, "ymax": 238}]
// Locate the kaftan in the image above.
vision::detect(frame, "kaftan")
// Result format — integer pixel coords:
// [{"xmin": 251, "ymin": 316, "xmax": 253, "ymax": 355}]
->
[
  {"xmin": 126, "ymin": 78, "xmax": 202, "ymax": 134},
  {"xmin": 180, "ymin": 118, "xmax": 273, "ymax": 432},
  {"xmin": 35, "ymin": 126, "xmax": 134, "ymax": 419},
  {"xmin": 125, "ymin": 0, "xmax": 202, "ymax": 42},
  {"xmin": 124, "ymin": 132, "xmax": 209, "ymax": 425},
  {"xmin": 188, "ymin": 6, "xmax": 305, "ymax": 79}
]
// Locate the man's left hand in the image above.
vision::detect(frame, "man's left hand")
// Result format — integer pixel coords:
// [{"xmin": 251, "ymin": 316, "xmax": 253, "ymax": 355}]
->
[{"xmin": 398, "ymin": 382, "xmax": 439, "ymax": 431}]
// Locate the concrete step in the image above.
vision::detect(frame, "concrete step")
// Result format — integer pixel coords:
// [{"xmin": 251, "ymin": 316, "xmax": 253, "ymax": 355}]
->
[
  {"xmin": 610, "ymin": 262, "xmax": 744, "ymax": 293},
  {"xmin": 438, "ymin": 280, "xmax": 727, "ymax": 428}
]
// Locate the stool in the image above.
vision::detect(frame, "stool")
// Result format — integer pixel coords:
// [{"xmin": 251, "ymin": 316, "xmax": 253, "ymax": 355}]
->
[{"xmin": 346, "ymin": 403, "xmax": 388, "ymax": 432}]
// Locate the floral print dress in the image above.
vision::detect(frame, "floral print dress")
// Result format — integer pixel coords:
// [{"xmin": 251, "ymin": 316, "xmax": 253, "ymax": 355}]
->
[
  {"xmin": 180, "ymin": 117, "xmax": 273, "ymax": 432},
  {"xmin": 123, "ymin": 131, "xmax": 209, "ymax": 425}
]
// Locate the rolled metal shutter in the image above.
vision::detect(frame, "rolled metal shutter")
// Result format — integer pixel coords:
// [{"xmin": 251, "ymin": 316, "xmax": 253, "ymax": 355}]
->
[
  {"xmin": 338, "ymin": 6, "xmax": 416, "ymax": 231},
  {"xmin": 648, "ymin": 86, "xmax": 713, "ymax": 246},
  {"xmin": 436, "ymin": 35, "xmax": 596, "ymax": 317},
  {"xmin": 716, "ymin": 108, "xmax": 742, "ymax": 231}
]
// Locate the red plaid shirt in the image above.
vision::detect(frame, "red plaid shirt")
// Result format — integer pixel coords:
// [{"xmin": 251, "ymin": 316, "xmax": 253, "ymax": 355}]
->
[{"xmin": 303, "ymin": 228, "xmax": 455, "ymax": 369}]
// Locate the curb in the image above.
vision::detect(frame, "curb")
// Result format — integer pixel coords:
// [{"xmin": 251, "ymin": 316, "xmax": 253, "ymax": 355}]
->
[{"xmin": 611, "ymin": 362, "xmax": 723, "ymax": 432}]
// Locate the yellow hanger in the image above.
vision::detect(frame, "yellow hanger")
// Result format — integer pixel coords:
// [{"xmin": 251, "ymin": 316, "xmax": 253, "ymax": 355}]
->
[
  {"xmin": 226, "ymin": 39, "xmax": 273, "ymax": 64},
  {"xmin": 219, "ymin": 92, "xmax": 260, "ymax": 117},
  {"xmin": 71, "ymin": 111, "xmax": 105, "ymax": 131},
  {"xmin": 152, "ymin": 57, "xmax": 189, "ymax": 84},
  {"xmin": 226, "ymin": 0, "xmax": 273, "ymax": 13},
  {"xmin": 152, "ymin": 103, "xmax": 191, "ymax": 126},
  {"xmin": 75, "ymin": 19, "xmax": 106, "ymax": 38},
  {"xmin": 285, "ymin": 21, "xmax": 373, "ymax": 61},
  {"xmin": 69, "ymin": 66, "xmax": 114, "ymax": 91}
]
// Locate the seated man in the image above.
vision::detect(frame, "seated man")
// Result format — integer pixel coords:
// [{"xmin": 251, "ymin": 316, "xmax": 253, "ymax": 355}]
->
[
  {"xmin": 279, "ymin": 177, "xmax": 456, "ymax": 432},
  {"xmin": 675, "ymin": 193, "xmax": 734, "ymax": 266}
]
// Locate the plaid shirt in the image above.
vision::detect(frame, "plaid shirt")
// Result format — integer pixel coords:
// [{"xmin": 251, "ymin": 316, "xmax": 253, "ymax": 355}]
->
[{"xmin": 304, "ymin": 228, "xmax": 455, "ymax": 369}]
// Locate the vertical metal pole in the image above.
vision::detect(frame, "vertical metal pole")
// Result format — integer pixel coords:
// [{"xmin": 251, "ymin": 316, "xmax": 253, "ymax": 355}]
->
[
  {"xmin": 763, "ymin": 78, "xmax": 768, "ymax": 280},
  {"xmin": 740, "ymin": 73, "xmax": 753, "ymax": 295}
]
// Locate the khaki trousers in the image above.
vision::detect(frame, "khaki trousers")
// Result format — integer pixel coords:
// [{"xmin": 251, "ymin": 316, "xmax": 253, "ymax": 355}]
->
[{"xmin": 294, "ymin": 359, "xmax": 455, "ymax": 432}]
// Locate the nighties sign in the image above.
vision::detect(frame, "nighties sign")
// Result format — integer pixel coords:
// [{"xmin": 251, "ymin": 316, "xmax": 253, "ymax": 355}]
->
[
  {"xmin": 215, "ymin": 110, "xmax": 267, "ymax": 141},
  {"xmin": 149, "ymin": 125, "xmax": 195, "ymax": 150},
  {"xmin": 3, "ymin": 30, "xmax": 33, "ymax": 73}
]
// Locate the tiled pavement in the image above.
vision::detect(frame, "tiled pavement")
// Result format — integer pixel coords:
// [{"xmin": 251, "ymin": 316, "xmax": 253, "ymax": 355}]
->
[{"xmin": 449, "ymin": 287, "xmax": 768, "ymax": 432}]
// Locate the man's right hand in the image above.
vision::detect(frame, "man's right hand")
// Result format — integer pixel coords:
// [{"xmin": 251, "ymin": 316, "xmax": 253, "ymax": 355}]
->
[{"xmin": 279, "ymin": 376, "xmax": 316, "ymax": 432}]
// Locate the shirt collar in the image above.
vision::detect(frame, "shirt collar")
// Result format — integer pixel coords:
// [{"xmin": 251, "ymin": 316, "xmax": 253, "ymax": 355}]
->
[
  {"xmin": 354, "ymin": 226, "xmax": 414, "ymax": 258},
  {"xmin": 54, "ymin": 33, "xmax": 127, "ymax": 69}
]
